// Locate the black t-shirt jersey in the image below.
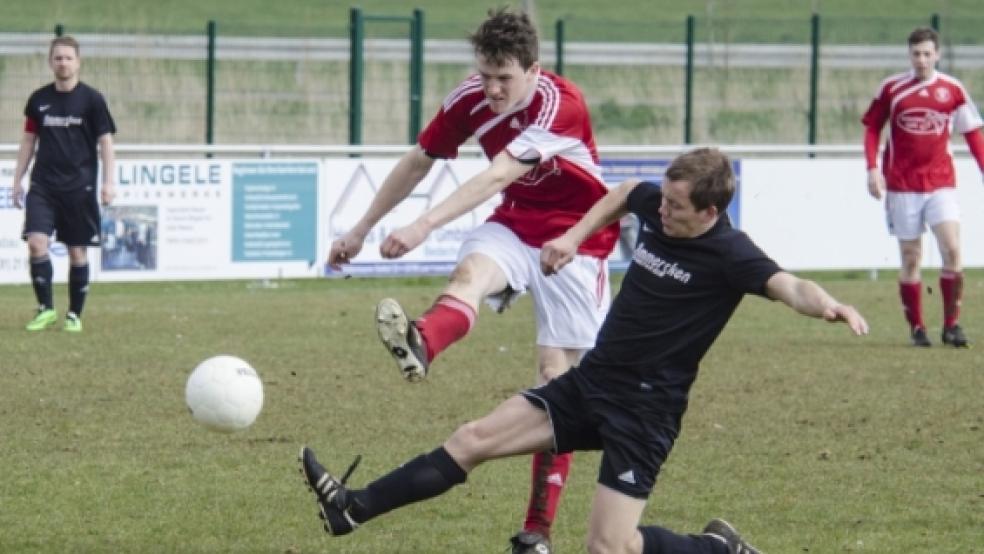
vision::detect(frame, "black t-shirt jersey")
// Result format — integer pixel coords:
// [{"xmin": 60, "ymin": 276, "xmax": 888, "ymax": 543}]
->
[
  {"xmin": 24, "ymin": 82, "xmax": 116, "ymax": 191},
  {"xmin": 579, "ymin": 181, "xmax": 782, "ymax": 412}
]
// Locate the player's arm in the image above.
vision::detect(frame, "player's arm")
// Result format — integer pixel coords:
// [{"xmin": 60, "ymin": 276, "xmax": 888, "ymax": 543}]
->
[
  {"xmin": 540, "ymin": 179, "xmax": 637, "ymax": 276},
  {"xmin": 379, "ymin": 150, "xmax": 532, "ymax": 258},
  {"xmin": 963, "ymin": 128, "xmax": 984, "ymax": 178},
  {"xmin": 98, "ymin": 132, "xmax": 116, "ymax": 206},
  {"xmin": 764, "ymin": 271, "xmax": 869, "ymax": 335},
  {"xmin": 327, "ymin": 145, "xmax": 435, "ymax": 268},
  {"xmin": 12, "ymin": 130, "xmax": 38, "ymax": 209},
  {"xmin": 863, "ymin": 125, "xmax": 885, "ymax": 200}
]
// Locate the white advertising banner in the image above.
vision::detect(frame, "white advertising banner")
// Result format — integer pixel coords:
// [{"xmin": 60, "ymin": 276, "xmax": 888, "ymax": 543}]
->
[
  {"xmin": 739, "ymin": 159, "xmax": 984, "ymax": 270},
  {"xmin": 321, "ymin": 158, "xmax": 495, "ymax": 277},
  {"xmin": 1, "ymin": 156, "xmax": 981, "ymax": 285}
]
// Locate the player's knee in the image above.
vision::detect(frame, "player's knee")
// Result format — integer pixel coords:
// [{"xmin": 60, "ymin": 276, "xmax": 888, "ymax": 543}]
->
[
  {"xmin": 586, "ymin": 528, "xmax": 637, "ymax": 554},
  {"xmin": 26, "ymin": 235, "xmax": 49, "ymax": 257},
  {"xmin": 537, "ymin": 361, "xmax": 567, "ymax": 383},
  {"xmin": 446, "ymin": 420, "xmax": 492, "ymax": 463}
]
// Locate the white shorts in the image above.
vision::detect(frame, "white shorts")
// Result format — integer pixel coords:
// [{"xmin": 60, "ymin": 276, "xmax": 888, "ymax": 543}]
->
[
  {"xmin": 458, "ymin": 222, "xmax": 611, "ymax": 349},
  {"xmin": 885, "ymin": 188, "xmax": 960, "ymax": 240}
]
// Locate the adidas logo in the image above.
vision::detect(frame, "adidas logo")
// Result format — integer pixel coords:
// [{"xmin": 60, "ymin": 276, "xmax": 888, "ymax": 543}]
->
[
  {"xmin": 618, "ymin": 470, "xmax": 636, "ymax": 484},
  {"xmin": 546, "ymin": 472, "xmax": 564, "ymax": 487}
]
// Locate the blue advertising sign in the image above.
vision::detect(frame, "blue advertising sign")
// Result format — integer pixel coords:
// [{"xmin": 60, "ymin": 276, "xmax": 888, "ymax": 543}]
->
[{"xmin": 232, "ymin": 162, "xmax": 318, "ymax": 263}]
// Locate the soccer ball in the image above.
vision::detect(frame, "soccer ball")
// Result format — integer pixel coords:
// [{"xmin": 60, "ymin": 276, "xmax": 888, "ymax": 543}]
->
[{"xmin": 185, "ymin": 355, "xmax": 264, "ymax": 433}]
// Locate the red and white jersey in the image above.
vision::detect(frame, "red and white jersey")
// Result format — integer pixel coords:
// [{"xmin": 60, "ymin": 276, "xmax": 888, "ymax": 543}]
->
[
  {"xmin": 862, "ymin": 70, "xmax": 984, "ymax": 192},
  {"xmin": 418, "ymin": 69, "xmax": 618, "ymax": 258}
]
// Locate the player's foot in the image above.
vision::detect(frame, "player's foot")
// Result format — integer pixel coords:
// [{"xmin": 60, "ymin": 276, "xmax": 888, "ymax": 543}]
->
[
  {"xmin": 509, "ymin": 531, "xmax": 552, "ymax": 554},
  {"xmin": 910, "ymin": 326, "xmax": 931, "ymax": 347},
  {"xmin": 63, "ymin": 312, "xmax": 83, "ymax": 333},
  {"xmin": 26, "ymin": 308, "xmax": 57, "ymax": 331},
  {"xmin": 941, "ymin": 325, "xmax": 969, "ymax": 348},
  {"xmin": 298, "ymin": 446, "xmax": 363, "ymax": 536},
  {"xmin": 703, "ymin": 518, "xmax": 761, "ymax": 554},
  {"xmin": 375, "ymin": 298, "xmax": 429, "ymax": 382}
]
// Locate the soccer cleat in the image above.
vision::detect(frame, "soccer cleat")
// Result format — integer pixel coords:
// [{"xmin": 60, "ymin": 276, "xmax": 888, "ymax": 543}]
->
[
  {"xmin": 26, "ymin": 308, "xmax": 57, "ymax": 331},
  {"xmin": 63, "ymin": 312, "xmax": 83, "ymax": 333},
  {"xmin": 298, "ymin": 446, "xmax": 363, "ymax": 536},
  {"xmin": 941, "ymin": 325, "xmax": 969, "ymax": 348},
  {"xmin": 375, "ymin": 298, "xmax": 429, "ymax": 382},
  {"xmin": 910, "ymin": 327, "xmax": 931, "ymax": 347},
  {"xmin": 509, "ymin": 531, "xmax": 552, "ymax": 554},
  {"xmin": 703, "ymin": 518, "xmax": 762, "ymax": 554}
]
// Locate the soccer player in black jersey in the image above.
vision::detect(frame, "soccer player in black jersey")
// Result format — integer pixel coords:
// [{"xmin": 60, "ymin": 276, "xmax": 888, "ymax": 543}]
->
[
  {"xmin": 298, "ymin": 148, "xmax": 869, "ymax": 553},
  {"xmin": 12, "ymin": 36, "xmax": 116, "ymax": 332}
]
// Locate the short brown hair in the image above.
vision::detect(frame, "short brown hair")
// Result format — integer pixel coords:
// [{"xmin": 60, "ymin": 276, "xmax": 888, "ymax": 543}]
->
[
  {"xmin": 665, "ymin": 147, "xmax": 735, "ymax": 213},
  {"xmin": 469, "ymin": 8, "xmax": 539, "ymax": 69},
  {"xmin": 49, "ymin": 36, "xmax": 80, "ymax": 58},
  {"xmin": 908, "ymin": 27, "xmax": 939, "ymax": 49}
]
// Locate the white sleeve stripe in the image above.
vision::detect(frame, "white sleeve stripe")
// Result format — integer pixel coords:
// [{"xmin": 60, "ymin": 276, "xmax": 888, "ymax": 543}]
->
[
  {"xmin": 442, "ymin": 76, "xmax": 483, "ymax": 111},
  {"xmin": 533, "ymin": 77, "xmax": 561, "ymax": 129}
]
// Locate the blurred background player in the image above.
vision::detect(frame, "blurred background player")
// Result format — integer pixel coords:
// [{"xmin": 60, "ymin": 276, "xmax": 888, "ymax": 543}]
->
[
  {"xmin": 12, "ymin": 35, "xmax": 116, "ymax": 333},
  {"xmin": 862, "ymin": 26, "xmax": 984, "ymax": 347},
  {"xmin": 300, "ymin": 147, "xmax": 869, "ymax": 553},
  {"xmin": 325, "ymin": 8, "xmax": 618, "ymax": 552}
]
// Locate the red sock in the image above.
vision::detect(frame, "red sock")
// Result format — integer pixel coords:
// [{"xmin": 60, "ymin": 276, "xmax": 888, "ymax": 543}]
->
[
  {"xmin": 523, "ymin": 452, "xmax": 572, "ymax": 538},
  {"xmin": 899, "ymin": 281, "xmax": 924, "ymax": 330},
  {"xmin": 414, "ymin": 295, "xmax": 476, "ymax": 362},
  {"xmin": 940, "ymin": 270, "xmax": 963, "ymax": 328}
]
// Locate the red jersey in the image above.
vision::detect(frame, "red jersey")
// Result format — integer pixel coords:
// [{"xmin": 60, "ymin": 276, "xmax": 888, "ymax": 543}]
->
[
  {"xmin": 862, "ymin": 70, "xmax": 983, "ymax": 192},
  {"xmin": 418, "ymin": 70, "xmax": 618, "ymax": 258}
]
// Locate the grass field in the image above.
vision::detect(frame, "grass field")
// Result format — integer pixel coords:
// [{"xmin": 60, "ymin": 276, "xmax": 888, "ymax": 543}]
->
[{"xmin": 1, "ymin": 273, "xmax": 981, "ymax": 552}]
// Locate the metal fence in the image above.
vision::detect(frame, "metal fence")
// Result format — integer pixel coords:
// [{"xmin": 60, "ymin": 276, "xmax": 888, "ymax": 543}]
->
[{"xmin": 2, "ymin": 11, "xmax": 983, "ymax": 148}]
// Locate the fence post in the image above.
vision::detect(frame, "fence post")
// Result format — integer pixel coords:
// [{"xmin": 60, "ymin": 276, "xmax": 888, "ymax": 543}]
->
[
  {"xmin": 54, "ymin": 24, "xmax": 64, "ymax": 37},
  {"xmin": 349, "ymin": 7, "xmax": 364, "ymax": 146},
  {"xmin": 684, "ymin": 15, "xmax": 695, "ymax": 144},
  {"xmin": 206, "ymin": 20, "xmax": 216, "ymax": 147},
  {"xmin": 555, "ymin": 19, "xmax": 565, "ymax": 76},
  {"xmin": 808, "ymin": 13, "xmax": 819, "ymax": 148},
  {"xmin": 409, "ymin": 9, "xmax": 424, "ymax": 144}
]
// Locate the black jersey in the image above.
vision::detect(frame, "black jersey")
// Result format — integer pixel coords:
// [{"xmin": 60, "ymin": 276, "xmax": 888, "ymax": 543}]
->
[
  {"xmin": 24, "ymin": 82, "xmax": 116, "ymax": 192},
  {"xmin": 579, "ymin": 181, "xmax": 782, "ymax": 413}
]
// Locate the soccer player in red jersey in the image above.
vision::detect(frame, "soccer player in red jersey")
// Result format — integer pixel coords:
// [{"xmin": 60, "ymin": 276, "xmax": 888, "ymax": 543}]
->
[
  {"xmin": 326, "ymin": 9, "xmax": 617, "ymax": 552},
  {"xmin": 862, "ymin": 26, "xmax": 984, "ymax": 348}
]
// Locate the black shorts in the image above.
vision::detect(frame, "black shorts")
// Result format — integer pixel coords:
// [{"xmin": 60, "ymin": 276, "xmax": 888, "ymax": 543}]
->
[
  {"xmin": 22, "ymin": 184, "xmax": 101, "ymax": 247},
  {"xmin": 522, "ymin": 365, "xmax": 682, "ymax": 499}
]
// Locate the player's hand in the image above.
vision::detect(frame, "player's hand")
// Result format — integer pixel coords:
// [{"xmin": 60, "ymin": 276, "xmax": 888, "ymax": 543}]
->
[
  {"xmin": 823, "ymin": 303, "xmax": 870, "ymax": 336},
  {"xmin": 12, "ymin": 181, "xmax": 25, "ymax": 209},
  {"xmin": 100, "ymin": 183, "xmax": 116, "ymax": 206},
  {"xmin": 866, "ymin": 169, "xmax": 884, "ymax": 200},
  {"xmin": 540, "ymin": 235, "xmax": 578, "ymax": 276},
  {"xmin": 380, "ymin": 221, "xmax": 430, "ymax": 259},
  {"xmin": 327, "ymin": 230, "xmax": 367, "ymax": 270}
]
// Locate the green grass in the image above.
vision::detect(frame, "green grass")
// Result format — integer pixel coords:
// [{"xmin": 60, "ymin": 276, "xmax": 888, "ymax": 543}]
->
[{"xmin": 1, "ymin": 273, "xmax": 982, "ymax": 552}]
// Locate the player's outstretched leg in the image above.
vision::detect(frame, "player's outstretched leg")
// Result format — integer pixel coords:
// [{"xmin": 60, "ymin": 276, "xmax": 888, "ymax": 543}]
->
[
  {"xmin": 375, "ymin": 298, "xmax": 430, "ymax": 382},
  {"xmin": 702, "ymin": 518, "xmax": 762, "ymax": 554}
]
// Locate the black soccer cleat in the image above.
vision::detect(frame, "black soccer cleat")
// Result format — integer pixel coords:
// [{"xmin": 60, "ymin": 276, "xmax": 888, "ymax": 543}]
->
[
  {"xmin": 703, "ymin": 518, "xmax": 762, "ymax": 554},
  {"xmin": 941, "ymin": 325, "xmax": 969, "ymax": 348},
  {"xmin": 910, "ymin": 327, "xmax": 932, "ymax": 347},
  {"xmin": 298, "ymin": 446, "xmax": 363, "ymax": 536},
  {"xmin": 509, "ymin": 531, "xmax": 552, "ymax": 554},
  {"xmin": 375, "ymin": 298, "xmax": 429, "ymax": 382}
]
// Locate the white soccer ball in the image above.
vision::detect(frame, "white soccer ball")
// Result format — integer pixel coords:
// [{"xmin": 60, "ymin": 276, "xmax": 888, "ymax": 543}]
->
[{"xmin": 185, "ymin": 355, "xmax": 264, "ymax": 433}]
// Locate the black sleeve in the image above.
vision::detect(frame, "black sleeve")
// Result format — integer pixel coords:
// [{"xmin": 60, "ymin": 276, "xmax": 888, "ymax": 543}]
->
[
  {"xmin": 88, "ymin": 89, "xmax": 116, "ymax": 138},
  {"xmin": 626, "ymin": 180, "xmax": 662, "ymax": 224},
  {"xmin": 724, "ymin": 232, "xmax": 782, "ymax": 298}
]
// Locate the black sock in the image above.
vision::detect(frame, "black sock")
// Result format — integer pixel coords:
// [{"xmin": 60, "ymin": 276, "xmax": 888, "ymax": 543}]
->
[
  {"xmin": 69, "ymin": 264, "xmax": 90, "ymax": 317},
  {"xmin": 29, "ymin": 256, "xmax": 53, "ymax": 310},
  {"xmin": 351, "ymin": 447, "xmax": 467, "ymax": 523},
  {"xmin": 639, "ymin": 525, "xmax": 728, "ymax": 554}
]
